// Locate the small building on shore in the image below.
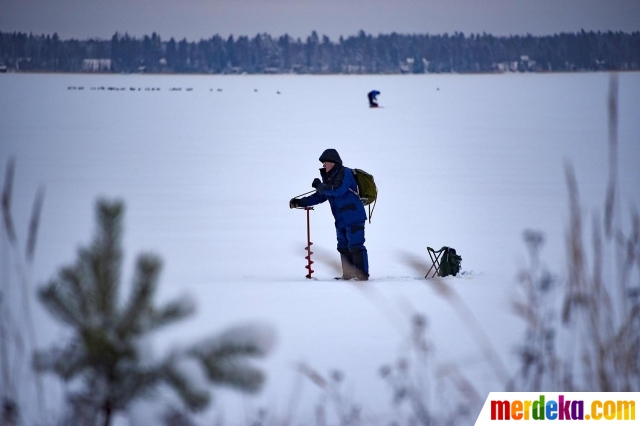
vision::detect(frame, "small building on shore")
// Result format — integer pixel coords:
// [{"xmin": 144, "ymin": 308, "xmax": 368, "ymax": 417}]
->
[{"xmin": 82, "ymin": 59, "xmax": 112, "ymax": 72}]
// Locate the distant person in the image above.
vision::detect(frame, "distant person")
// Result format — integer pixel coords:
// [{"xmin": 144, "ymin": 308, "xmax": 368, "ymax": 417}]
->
[
  {"xmin": 289, "ymin": 149, "xmax": 369, "ymax": 280},
  {"xmin": 367, "ymin": 90, "xmax": 380, "ymax": 108}
]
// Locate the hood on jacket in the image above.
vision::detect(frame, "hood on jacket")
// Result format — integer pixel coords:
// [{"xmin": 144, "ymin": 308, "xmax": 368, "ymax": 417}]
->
[{"xmin": 319, "ymin": 149, "xmax": 343, "ymax": 165}]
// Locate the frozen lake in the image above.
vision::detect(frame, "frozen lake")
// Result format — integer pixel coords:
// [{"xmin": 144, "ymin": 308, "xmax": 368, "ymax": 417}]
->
[{"xmin": 1, "ymin": 72, "xmax": 639, "ymax": 424}]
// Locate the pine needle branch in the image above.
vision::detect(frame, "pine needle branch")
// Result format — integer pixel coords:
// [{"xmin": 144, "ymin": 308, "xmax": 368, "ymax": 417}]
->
[{"xmin": 117, "ymin": 254, "xmax": 162, "ymax": 338}]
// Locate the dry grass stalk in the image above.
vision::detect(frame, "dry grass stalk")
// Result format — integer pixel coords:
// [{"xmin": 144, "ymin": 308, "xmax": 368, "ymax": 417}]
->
[
  {"xmin": 399, "ymin": 251, "xmax": 510, "ymax": 387},
  {"xmin": 513, "ymin": 73, "xmax": 639, "ymax": 393},
  {"xmin": 295, "ymin": 362, "xmax": 363, "ymax": 426},
  {"xmin": 1, "ymin": 158, "xmax": 46, "ymax": 423}
]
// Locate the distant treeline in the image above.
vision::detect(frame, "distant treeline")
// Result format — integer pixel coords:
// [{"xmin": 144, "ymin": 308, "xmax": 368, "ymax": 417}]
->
[{"xmin": 1, "ymin": 30, "xmax": 639, "ymax": 74}]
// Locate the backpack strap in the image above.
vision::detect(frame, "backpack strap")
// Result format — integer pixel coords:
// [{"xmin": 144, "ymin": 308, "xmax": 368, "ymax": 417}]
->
[{"xmin": 367, "ymin": 197, "xmax": 376, "ymax": 224}]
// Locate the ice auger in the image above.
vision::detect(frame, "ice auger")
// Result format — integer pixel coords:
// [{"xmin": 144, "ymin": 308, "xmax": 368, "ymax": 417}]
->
[{"xmin": 292, "ymin": 190, "xmax": 315, "ymax": 279}]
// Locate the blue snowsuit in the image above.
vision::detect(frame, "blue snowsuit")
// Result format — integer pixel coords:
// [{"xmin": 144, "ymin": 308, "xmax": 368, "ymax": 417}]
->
[
  {"xmin": 296, "ymin": 149, "xmax": 369, "ymax": 279},
  {"xmin": 367, "ymin": 90, "xmax": 380, "ymax": 107}
]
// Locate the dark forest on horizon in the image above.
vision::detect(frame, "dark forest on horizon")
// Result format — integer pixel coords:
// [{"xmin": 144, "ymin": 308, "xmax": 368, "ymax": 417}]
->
[{"xmin": 1, "ymin": 29, "xmax": 639, "ymax": 74}]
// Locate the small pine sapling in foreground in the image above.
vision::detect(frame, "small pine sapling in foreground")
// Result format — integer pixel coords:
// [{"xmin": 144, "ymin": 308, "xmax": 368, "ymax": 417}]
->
[{"xmin": 33, "ymin": 199, "xmax": 274, "ymax": 426}]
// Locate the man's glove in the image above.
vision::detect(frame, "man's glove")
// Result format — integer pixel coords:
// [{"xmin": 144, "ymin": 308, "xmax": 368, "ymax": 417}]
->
[
  {"xmin": 312, "ymin": 178, "xmax": 326, "ymax": 194},
  {"xmin": 289, "ymin": 198, "xmax": 300, "ymax": 209}
]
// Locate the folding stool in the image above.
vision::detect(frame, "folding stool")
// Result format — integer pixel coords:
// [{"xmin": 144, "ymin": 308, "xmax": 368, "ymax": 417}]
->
[{"xmin": 425, "ymin": 246, "xmax": 448, "ymax": 279}]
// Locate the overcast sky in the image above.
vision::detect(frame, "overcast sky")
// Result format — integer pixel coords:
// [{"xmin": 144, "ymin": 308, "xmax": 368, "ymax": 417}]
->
[{"xmin": 2, "ymin": 0, "xmax": 640, "ymax": 41}]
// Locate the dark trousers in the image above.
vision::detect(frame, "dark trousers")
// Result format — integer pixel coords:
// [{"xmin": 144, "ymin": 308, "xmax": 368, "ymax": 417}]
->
[
  {"xmin": 368, "ymin": 93, "xmax": 378, "ymax": 107},
  {"xmin": 336, "ymin": 222, "xmax": 369, "ymax": 278}
]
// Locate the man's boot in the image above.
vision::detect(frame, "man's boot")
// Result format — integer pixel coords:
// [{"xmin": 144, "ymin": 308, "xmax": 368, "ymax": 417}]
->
[
  {"xmin": 349, "ymin": 247, "xmax": 369, "ymax": 281},
  {"xmin": 337, "ymin": 247, "xmax": 356, "ymax": 280}
]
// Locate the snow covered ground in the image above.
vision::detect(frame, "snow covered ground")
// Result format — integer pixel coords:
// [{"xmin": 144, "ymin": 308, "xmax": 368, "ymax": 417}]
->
[{"xmin": 1, "ymin": 71, "xmax": 639, "ymax": 424}]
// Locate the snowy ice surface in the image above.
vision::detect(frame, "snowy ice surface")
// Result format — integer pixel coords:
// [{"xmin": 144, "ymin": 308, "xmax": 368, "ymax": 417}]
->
[{"xmin": 1, "ymin": 72, "xmax": 639, "ymax": 424}]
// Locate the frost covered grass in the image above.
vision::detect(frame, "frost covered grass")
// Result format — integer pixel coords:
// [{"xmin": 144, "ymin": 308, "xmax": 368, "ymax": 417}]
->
[{"xmin": 510, "ymin": 75, "xmax": 640, "ymax": 394}]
